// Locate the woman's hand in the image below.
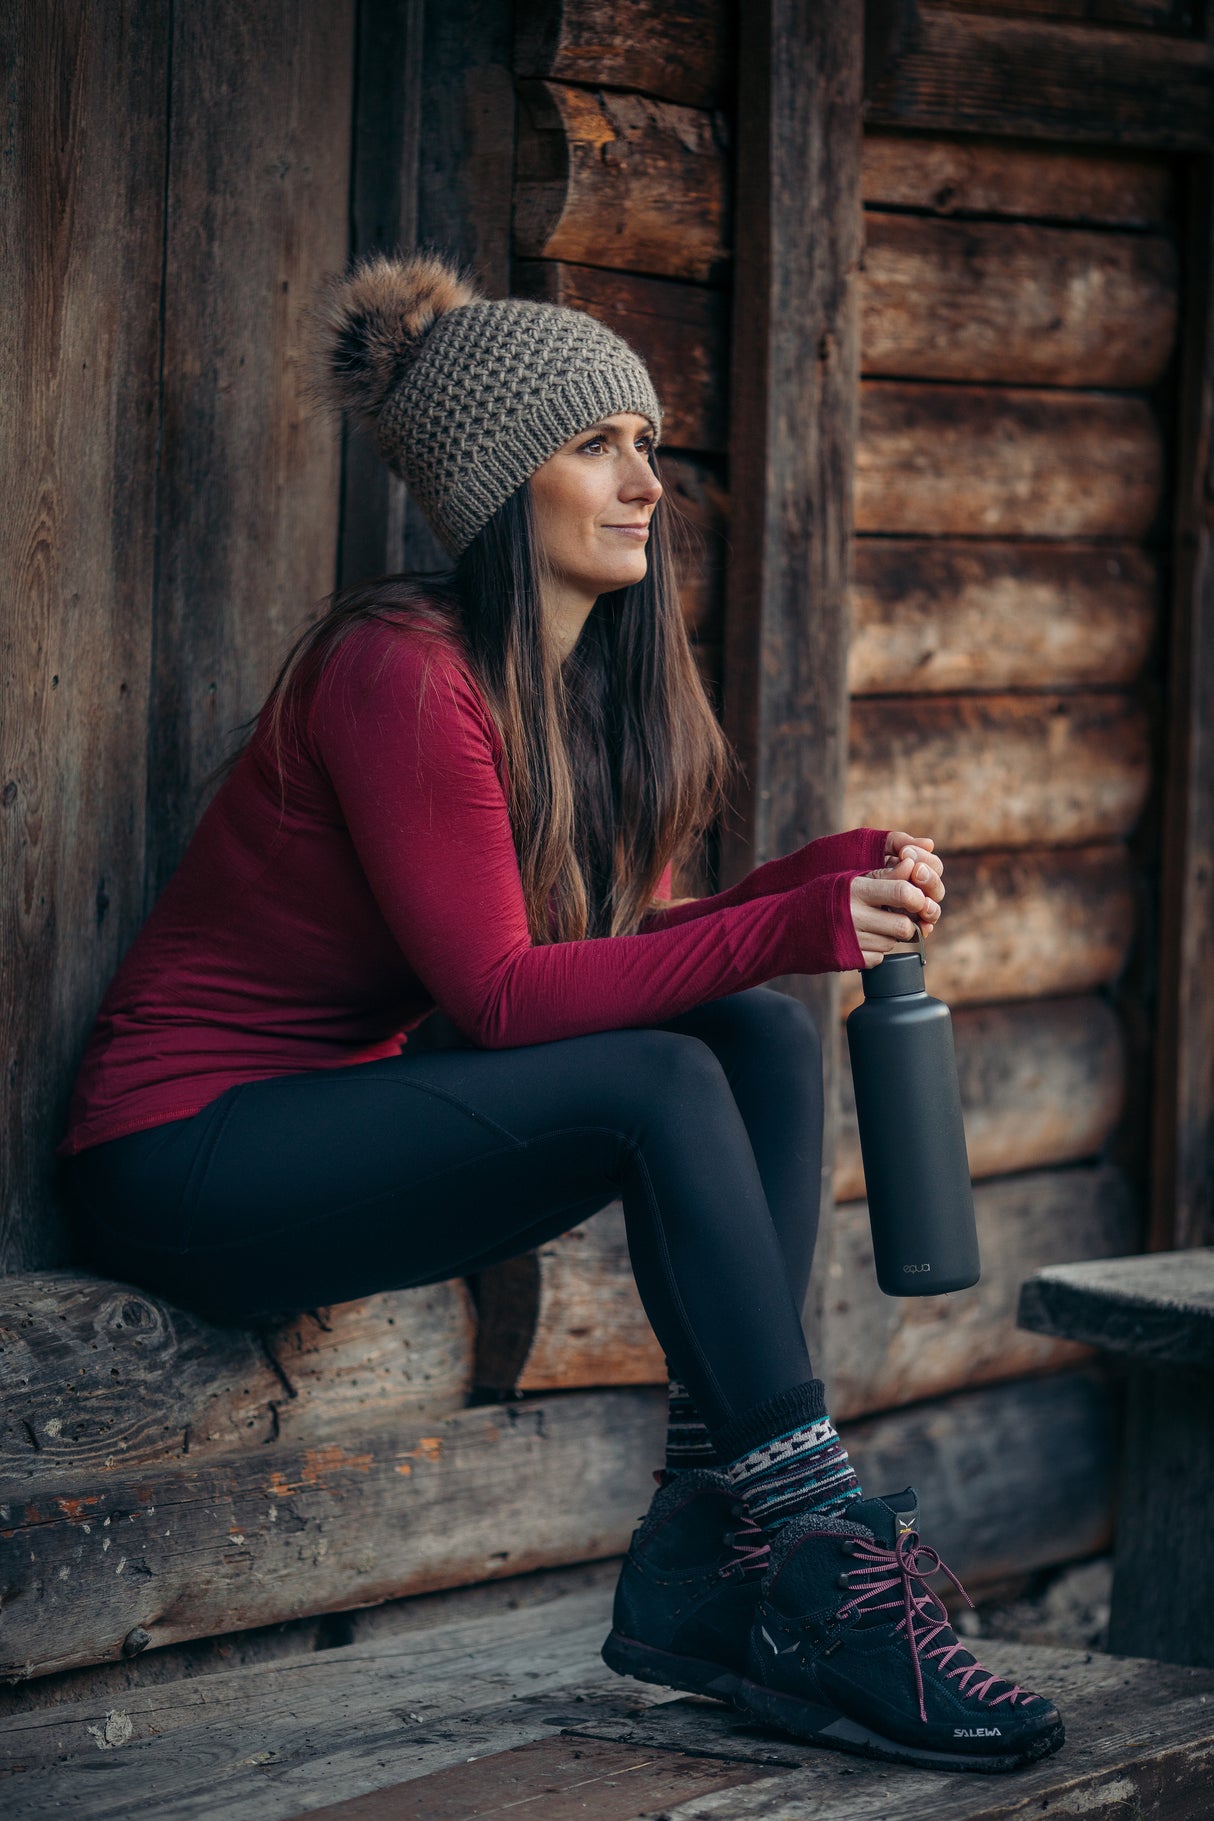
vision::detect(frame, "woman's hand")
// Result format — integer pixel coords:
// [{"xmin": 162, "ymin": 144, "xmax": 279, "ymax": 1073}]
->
[
  {"xmin": 851, "ymin": 851, "xmax": 943, "ymax": 969},
  {"xmin": 884, "ymin": 831, "xmax": 946, "ymax": 910}
]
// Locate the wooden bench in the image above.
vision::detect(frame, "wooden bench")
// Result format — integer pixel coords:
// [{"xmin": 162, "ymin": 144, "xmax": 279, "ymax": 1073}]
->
[{"xmin": 1017, "ymin": 1248, "xmax": 1214, "ymax": 1669}]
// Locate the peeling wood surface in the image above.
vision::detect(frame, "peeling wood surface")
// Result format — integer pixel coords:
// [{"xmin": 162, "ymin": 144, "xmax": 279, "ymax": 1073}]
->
[
  {"xmin": 849, "ymin": 539, "xmax": 1158, "ymax": 696},
  {"xmin": 862, "ymin": 211, "xmax": 1177, "ymax": 386},
  {"xmin": 856, "ymin": 382, "xmax": 1164, "ymax": 539},
  {"xmin": 514, "ymin": 80, "xmax": 730, "ymax": 283},
  {"xmin": 0, "ymin": 1275, "xmax": 474, "ymax": 1481},
  {"xmin": 838, "ymin": 996, "xmax": 1127, "ymax": 1201},
  {"xmin": 0, "ymin": 1389, "xmax": 666, "ymax": 1681},
  {"xmin": 839, "ymin": 845, "xmax": 1135, "ymax": 1014},
  {"xmin": 815, "ymin": 1166, "xmax": 1140, "ymax": 1420},
  {"xmin": 846, "ymin": 692, "xmax": 1150, "ymax": 852}
]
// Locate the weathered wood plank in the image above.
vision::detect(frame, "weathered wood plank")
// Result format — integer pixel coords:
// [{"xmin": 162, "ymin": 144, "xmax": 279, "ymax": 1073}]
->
[
  {"xmin": 839, "ymin": 845, "xmax": 1135, "ymax": 1015},
  {"xmin": 0, "ymin": 1274, "xmax": 474, "ymax": 1480},
  {"xmin": 856, "ymin": 382, "xmax": 1164, "ymax": 539},
  {"xmin": 862, "ymin": 211, "xmax": 1177, "ymax": 386},
  {"xmin": 513, "ymin": 262, "xmax": 728, "ymax": 453},
  {"xmin": 848, "ymin": 539, "xmax": 1158, "ymax": 696},
  {"xmin": 814, "ymin": 1166, "xmax": 1140, "ymax": 1420},
  {"xmin": 0, "ymin": 1388, "xmax": 666, "ymax": 1681},
  {"xmin": 0, "ymin": 3, "xmax": 169, "ymax": 1272},
  {"xmin": 846, "ymin": 692, "xmax": 1151, "ymax": 852},
  {"xmin": 722, "ymin": 1, "xmax": 864, "ymax": 1252},
  {"xmin": 860, "ymin": 130, "xmax": 1176, "ymax": 226},
  {"xmin": 1017, "ymin": 1248, "xmax": 1214, "ymax": 1367},
  {"xmin": 514, "ymin": 0, "xmax": 729, "ymax": 109},
  {"xmin": 337, "ymin": 0, "xmax": 424, "ymax": 587},
  {"xmin": 145, "ymin": 0, "xmax": 351, "ymax": 896},
  {"xmin": 575, "ymin": 1644, "xmax": 1214, "ymax": 1820},
  {"xmin": 1152, "ymin": 158, "xmax": 1214, "ymax": 1250},
  {"xmin": 659, "ymin": 454, "xmax": 729, "ymax": 640},
  {"xmin": 513, "ymin": 81, "xmax": 730, "ymax": 284},
  {"xmin": 836, "ymin": 995, "xmax": 1127, "ymax": 1202},
  {"xmin": 864, "ymin": 5, "xmax": 1214, "ymax": 150}
]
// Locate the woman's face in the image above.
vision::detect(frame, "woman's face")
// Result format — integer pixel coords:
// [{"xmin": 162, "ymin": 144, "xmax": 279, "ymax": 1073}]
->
[{"xmin": 528, "ymin": 411, "xmax": 663, "ymax": 652}]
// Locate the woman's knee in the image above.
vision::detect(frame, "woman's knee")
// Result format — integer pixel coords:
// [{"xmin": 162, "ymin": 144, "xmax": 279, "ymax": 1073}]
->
[{"xmin": 724, "ymin": 986, "xmax": 822, "ymax": 1063}]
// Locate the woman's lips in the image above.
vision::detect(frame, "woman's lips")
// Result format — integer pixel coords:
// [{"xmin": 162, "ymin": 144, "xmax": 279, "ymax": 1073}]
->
[{"xmin": 604, "ymin": 525, "xmax": 649, "ymax": 538}]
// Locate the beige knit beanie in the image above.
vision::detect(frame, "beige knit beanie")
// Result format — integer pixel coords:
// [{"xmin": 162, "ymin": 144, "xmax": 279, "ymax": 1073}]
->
[{"xmin": 312, "ymin": 250, "xmax": 664, "ymax": 558}]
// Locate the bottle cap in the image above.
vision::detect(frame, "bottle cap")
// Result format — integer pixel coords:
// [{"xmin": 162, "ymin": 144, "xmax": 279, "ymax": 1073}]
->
[{"xmin": 861, "ymin": 928, "xmax": 927, "ymax": 1000}]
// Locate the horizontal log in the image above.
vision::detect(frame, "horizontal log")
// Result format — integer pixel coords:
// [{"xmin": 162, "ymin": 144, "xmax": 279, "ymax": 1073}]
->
[
  {"xmin": 513, "ymin": 261, "xmax": 727, "ymax": 452},
  {"xmin": 0, "ymin": 1388, "xmax": 667, "ymax": 1681},
  {"xmin": 839, "ymin": 844, "xmax": 1135, "ymax": 1014},
  {"xmin": 0, "ymin": 1274, "xmax": 474, "ymax": 1481},
  {"xmin": 811, "ymin": 1164, "xmax": 1140, "ymax": 1421},
  {"xmin": 842, "ymin": 1366, "xmax": 1116, "ymax": 1589},
  {"xmin": 856, "ymin": 381, "xmax": 1164, "ymax": 539},
  {"xmin": 864, "ymin": 5, "xmax": 1214, "ymax": 150},
  {"xmin": 862, "ymin": 210, "xmax": 1177, "ymax": 387},
  {"xmin": 861, "ymin": 129, "xmax": 1176, "ymax": 227},
  {"xmin": 848, "ymin": 539, "xmax": 1159, "ymax": 695},
  {"xmin": 514, "ymin": 80, "xmax": 729, "ymax": 283},
  {"xmin": 514, "ymin": 0, "xmax": 728, "ymax": 109},
  {"xmin": 835, "ymin": 995, "xmax": 1128, "ymax": 1202},
  {"xmin": 846, "ymin": 691, "xmax": 1151, "ymax": 851}
]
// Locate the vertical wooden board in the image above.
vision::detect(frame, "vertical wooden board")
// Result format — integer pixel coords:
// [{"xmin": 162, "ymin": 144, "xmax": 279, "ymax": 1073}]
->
[
  {"xmin": 0, "ymin": 4, "xmax": 169, "ymax": 1270},
  {"xmin": 723, "ymin": 0, "xmax": 864, "ymax": 1237},
  {"xmin": 146, "ymin": 1, "xmax": 353, "ymax": 897}
]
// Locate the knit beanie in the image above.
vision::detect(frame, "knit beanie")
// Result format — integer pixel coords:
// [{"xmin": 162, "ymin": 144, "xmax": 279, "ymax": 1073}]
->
[{"xmin": 311, "ymin": 249, "xmax": 664, "ymax": 558}]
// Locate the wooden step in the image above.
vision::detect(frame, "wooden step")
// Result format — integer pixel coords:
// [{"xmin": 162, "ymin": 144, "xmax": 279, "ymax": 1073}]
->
[{"xmin": 1, "ymin": 1577, "xmax": 1210, "ymax": 1821}]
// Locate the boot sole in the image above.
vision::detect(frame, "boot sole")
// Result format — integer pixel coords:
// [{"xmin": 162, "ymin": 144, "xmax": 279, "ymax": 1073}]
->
[
  {"xmin": 601, "ymin": 1628, "xmax": 740, "ymax": 1702},
  {"xmin": 734, "ymin": 1677, "xmax": 1066, "ymax": 1774}
]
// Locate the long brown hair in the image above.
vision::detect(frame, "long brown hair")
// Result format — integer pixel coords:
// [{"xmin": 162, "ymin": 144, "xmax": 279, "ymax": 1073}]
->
[{"xmin": 212, "ymin": 459, "xmax": 737, "ymax": 943}]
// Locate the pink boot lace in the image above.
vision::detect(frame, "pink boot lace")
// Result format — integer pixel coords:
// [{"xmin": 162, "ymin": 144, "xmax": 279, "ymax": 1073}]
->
[
  {"xmin": 721, "ymin": 1505, "xmax": 770, "ymax": 1578},
  {"xmin": 837, "ymin": 1527, "xmax": 1044, "ymax": 1724}
]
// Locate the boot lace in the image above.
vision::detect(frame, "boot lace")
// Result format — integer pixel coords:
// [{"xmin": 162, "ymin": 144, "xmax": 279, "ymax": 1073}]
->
[
  {"xmin": 837, "ymin": 1528, "xmax": 1043, "ymax": 1724},
  {"xmin": 720, "ymin": 1504, "xmax": 770, "ymax": 1578}
]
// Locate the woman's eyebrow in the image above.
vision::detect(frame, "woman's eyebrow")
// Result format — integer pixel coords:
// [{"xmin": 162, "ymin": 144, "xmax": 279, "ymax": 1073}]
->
[{"xmin": 581, "ymin": 420, "xmax": 657, "ymax": 437}]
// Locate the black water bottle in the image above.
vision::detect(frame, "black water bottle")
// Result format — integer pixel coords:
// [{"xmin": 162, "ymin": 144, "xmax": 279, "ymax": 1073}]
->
[{"xmin": 845, "ymin": 932, "xmax": 980, "ymax": 1296}]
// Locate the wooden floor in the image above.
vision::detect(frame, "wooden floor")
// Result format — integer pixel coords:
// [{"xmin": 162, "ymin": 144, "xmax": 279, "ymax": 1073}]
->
[{"xmin": 2, "ymin": 1573, "xmax": 1212, "ymax": 1820}]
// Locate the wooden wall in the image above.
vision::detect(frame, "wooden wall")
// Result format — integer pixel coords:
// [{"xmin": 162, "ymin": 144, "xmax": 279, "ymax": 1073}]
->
[{"xmin": 3, "ymin": 0, "xmax": 1210, "ymax": 1684}]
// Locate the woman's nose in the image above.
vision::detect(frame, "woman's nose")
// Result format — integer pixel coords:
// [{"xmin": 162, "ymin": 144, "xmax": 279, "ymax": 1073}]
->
[{"xmin": 623, "ymin": 456, "xmax": 662, "ymax": 503}]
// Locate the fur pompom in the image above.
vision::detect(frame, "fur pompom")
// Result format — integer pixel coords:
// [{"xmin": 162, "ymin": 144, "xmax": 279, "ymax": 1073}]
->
[{"xmin": 310, "ymin": 250, "xmax": 482, "ymax": 420}]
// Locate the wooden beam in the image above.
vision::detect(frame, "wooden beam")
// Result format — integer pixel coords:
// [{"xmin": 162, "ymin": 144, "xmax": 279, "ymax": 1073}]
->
[
  {"xmin": 722, "ymin": 1, "xmax": 865, "ymax": 1237},
  {"xmin": 861, "ymin": 130, "xmax": 1176, "ymax": 227},
  {"xmin": 514, "ymin": 0, "xmax": 730, "ymax": 109},
  {"xmin": 864, "ymin": 3, "xmax": 1214, "ymax": 149},
  {"xmin": 1152, "ymin": 156, "xmax": 1214, "ymax": 1251}
]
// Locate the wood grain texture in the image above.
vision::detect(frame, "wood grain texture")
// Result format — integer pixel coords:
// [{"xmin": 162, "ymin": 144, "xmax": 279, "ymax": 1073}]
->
[
  {"xmin": 813, "ymin": 1166, "xmax": 1140, "ymax": 1421},
  {"xmin": 839, "ymin": 845, "xmax": 1136, "ymax": 1015},
  {"xmin": 514, "ymin": 0, "xmax": 730, "ymax": 108},
  {"xmin": 0, "ymin": 4, "xmax": 169, "ymax": 1272},
  {"xmin": 145, "ymin": 0, "xmax": 351, "ymax": 897},
  {"xmin": 1017, "ymin": 1247, "xmax": 1214, "ymax": 1367},
  {"xmin": 860, "ymin": 129, "xmax": 1176, "ymax": 226},
  {"xmin": 836, "ymin": 995, "xmax": 1128, "ymax": 1201},
  {"xmin": 513, "ymin": 80, "xmax": 730, "ymax": 283},
  {"xmin": 513, "ymin": 262, "xmax": 728, "ymax": 452},
  {"xmin": 0, "ymin": 1388, "xmax": 666, "ymax": 1681},
  {"xmin": 722, "ymin": 2, "xmax": 864, "ymax": 1253},
  {"xmin": 846, "ymin": 692, "xmax": 1151, "ymax": 852},
  {"xmin": 856, "ymin": 381, "xmax": 1164, "ymax": 539},
  {"xmin": 1152, "ymin": 159, "xmax": 1214, "ymax": 1250},
  {"xmin": 849, "ymin": 539, "xmax": 1158, "ymax": 696},
  {"xmin": 0, "ymin": 1275, "xmax": 474, "ymax": 1482},
  {"xmin": 864, "ymin": 4, "xmax": 1214, "ymax": 149},
  {"xmin": 862, "ymin": 210, "xmax": 1178, "ymax": 386}
]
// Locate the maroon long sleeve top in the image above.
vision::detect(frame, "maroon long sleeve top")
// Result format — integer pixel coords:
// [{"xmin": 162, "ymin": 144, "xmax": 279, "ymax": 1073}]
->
[{"xmin": 58, "ymin": 619, "xmax": 887, "ymax": 1156}]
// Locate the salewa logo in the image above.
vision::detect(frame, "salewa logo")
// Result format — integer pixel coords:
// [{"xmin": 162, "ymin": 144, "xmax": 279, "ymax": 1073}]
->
[
  {"xmin": 903, "ymin": 1262, "xmax": 931, "ymax": 1274},
  {"xmin": 954, "ymin": 1726, "xmax": 1001, "ymax": 1737},
  {"xmin": 760, "ymin": 1624, "xmax": 797, "ymax": 1656}
]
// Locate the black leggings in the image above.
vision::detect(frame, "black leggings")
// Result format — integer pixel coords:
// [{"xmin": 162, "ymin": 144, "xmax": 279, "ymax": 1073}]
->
[{"xmin": 63, "ymin": 988, "xmax": 824, "ymax": 1436}]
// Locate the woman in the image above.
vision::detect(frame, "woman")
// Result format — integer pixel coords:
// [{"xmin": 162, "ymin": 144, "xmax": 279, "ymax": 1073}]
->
[{"xmin": 58, "ymin": 251, "xmax": 1063, "ymax": 1773}]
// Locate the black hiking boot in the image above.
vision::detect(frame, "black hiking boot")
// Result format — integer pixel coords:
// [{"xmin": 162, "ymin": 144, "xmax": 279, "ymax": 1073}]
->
[
  {"xmin": 734, "ymin": 1487, "xmax": 1066, "ymax": 1773},
  {"xmin": 601, "ymin": 1467, "xmax": 770, "ymax": 1700}
]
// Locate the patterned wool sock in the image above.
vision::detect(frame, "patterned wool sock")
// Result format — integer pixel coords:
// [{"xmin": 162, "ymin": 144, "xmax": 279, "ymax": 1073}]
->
[
  {"xmin": 664, "ymin": 1375, "xmax": 718, "ymax": 1469},
  {"xmin": 714, "ymin": 1378, "xmax": 863, "ymax": 1530}
]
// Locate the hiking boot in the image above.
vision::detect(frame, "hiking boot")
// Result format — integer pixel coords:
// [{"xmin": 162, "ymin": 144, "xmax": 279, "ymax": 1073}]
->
[
  {"xmin": 734, "ymin": 1487, "xmax": 1066, "ymax": 1773},
  {"xmin": 601, "ymin": 1466, "xmax": 770, "ymax": 1699}
]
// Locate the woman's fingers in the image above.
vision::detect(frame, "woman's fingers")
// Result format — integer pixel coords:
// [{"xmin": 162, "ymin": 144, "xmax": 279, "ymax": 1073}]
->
[{"xmin": 885, "ymin": 831, "xmax": 946, "ymax": 899}]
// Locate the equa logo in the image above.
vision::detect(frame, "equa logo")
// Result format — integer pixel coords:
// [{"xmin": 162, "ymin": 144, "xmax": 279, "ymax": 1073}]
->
[{"xmin": 902, "ymin": 1262, "xmax": 932, "ymax": 1274}]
